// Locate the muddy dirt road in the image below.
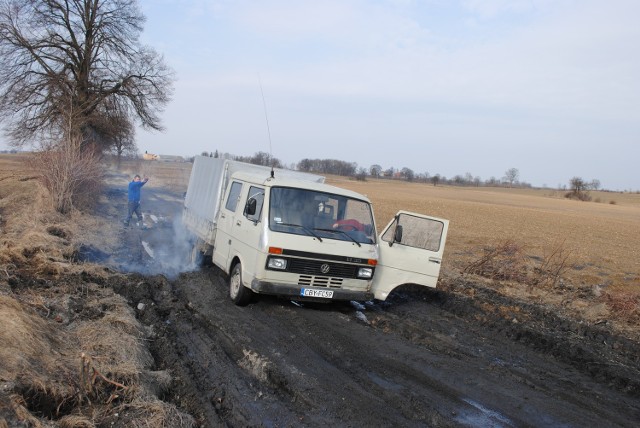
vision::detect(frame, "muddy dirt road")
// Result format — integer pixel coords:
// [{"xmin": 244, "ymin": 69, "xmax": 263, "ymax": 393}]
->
[{"xmin": 102, "ymin": 171, "xmax": 640, "ymax": 427}]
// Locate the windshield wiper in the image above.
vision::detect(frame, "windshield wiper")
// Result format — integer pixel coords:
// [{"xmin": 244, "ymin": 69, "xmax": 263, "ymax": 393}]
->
[
  {"xmin": 314, "ymin": 228, "xmax": 361, "ymax": 247},
  {"xmin": 277, "ymin": 223, "xmax": 323, "ymax": 242}
]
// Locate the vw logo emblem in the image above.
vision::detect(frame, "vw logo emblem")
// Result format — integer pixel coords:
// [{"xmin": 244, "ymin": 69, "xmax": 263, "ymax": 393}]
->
[{"xmin": 320, "ymin": 264, "xmax": 330, "ymax": 274}]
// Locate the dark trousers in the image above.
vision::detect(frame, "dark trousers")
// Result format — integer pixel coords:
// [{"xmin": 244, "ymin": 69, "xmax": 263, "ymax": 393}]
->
[{"xmin": 125, "ymin": 200, "xmax": 142, "ymax": 224}]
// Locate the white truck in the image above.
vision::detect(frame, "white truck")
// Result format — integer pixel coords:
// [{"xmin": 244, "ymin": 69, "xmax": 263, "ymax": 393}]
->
[{"xmin": 183, "ymin": 156, "xmax": 449, "ymax": 306}]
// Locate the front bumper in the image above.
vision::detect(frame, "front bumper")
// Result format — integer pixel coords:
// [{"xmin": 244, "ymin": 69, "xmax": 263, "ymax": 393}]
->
[{"xmin": 251, "ymin": 279, "xmax": 374, "ymax": 302}]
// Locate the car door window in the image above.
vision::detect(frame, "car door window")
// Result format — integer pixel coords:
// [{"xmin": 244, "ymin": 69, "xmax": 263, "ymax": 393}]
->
[
  {"xmin": 225, "ymin": 181, "xmax": 243, "ymax": 212},
  {"xmin": 382, "ymin": 213, "xmax": 444, "ymax": 252}
]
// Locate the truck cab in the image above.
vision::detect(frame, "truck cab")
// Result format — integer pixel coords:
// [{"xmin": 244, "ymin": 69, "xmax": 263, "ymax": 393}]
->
[{"xmin": 212, "ymin": 171, "xmax": 380, "ymax": 305}]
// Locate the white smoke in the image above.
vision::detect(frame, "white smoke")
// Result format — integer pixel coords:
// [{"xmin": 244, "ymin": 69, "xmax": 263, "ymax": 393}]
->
[
  {"xmin": 114, "ymin": 211, "xmax": 199, "ymax": 279},
  {"xmin": 144, "ymin": 215, "xmax": 198, "ymax": 278}
]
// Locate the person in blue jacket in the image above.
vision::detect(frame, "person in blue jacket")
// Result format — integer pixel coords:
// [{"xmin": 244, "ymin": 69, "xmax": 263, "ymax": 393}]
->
[{"xmin": 124, "ymin": 174, "xmax": 149, "ymax": 227}]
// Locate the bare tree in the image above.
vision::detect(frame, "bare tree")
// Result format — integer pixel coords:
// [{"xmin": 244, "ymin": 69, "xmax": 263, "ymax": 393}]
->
[
  {"xmin": 109, "ymin": 115, "xmax": 137, "ymax": 163},
  {"xmin": 566, "ymin": 176, "xmax": 591, "ymax": 201},
  {"xmin": 0, "ymin": 0, "xmax": 174, "ymax": 150},
  {"xmin": 296, "ymin": 158, "xmax": 356, "ymax": 176},
  {"xmin": 235, "ymin": 151, "xmax": 283, "ymax": 168},
  {"xmin": 464, "ymin": 172, "xmax": 473, "ymax": 184},
  {"xmin": 369, "ymin": 164, "xmax": 382, "ymax": 178},
  {"xmin": 486, "ymin": 176, "xmax": 499, "ymax": 186},
  {"xmin": 401, "ymin": 167, "xmax": 414, "ymax": 182},
  {"xmin": 504, "ymin": 168, "xmax": 519, "ymax": 187},
  {"xmin": 569, "ymin": 177, "xmax": 588, "ymax": 193}
]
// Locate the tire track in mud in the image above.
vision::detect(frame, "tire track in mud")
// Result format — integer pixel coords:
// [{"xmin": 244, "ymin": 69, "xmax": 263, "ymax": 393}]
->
[
  {"xmin": 135, "ymin": 272, "xmax": 320, "ymax": 427},
  {"xmin": 426, "ymin": 279, "xmax": 640, "ymax": 395},
  {"xmin": 366, "ymin": 290, "xmax": 640, "ymax": 427},
  {"xmin": 169, "ymin": 272, "xmax": 455, "ymax": 427},
  {"xmin": 114, "ymin": 268, "xmax": 640, "ymax": 427}
]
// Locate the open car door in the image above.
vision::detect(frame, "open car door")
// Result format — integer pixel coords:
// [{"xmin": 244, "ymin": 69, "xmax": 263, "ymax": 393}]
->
[{"xmin": 371, "ymin": 211, "xmax": 449, "ymax": 301}]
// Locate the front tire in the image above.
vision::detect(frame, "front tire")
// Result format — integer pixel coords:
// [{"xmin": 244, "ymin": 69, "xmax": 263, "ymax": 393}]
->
[{"xmin": 229, "ymin": 263, "xmax": 252, "ymax": 306}]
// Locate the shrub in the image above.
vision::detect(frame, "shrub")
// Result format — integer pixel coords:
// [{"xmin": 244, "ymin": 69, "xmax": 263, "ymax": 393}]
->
[
  {"xmin": 28, "ymin": 139, "xmax": 105, "ymax": 214},
  {"xmin": 463, "ymin": 240, "xmax": 529, "ymax": 283},
  {"xmin": 565, "ymin": 190, "xmax": 592, "ymax": 201},
  {"xmin": 464, "ymin": 239, "xmax": 574, "ymax": 288}
]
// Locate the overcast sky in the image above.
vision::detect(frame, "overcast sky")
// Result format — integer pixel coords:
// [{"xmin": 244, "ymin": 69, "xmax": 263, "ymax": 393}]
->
[{"xmin": 4, "ymin": 0, "xmax": 638, "ymax": 190}]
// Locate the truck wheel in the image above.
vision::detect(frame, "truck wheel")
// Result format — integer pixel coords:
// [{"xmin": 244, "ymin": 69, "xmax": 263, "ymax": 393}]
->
[{"xmin": 229, "ymin": 263, "xmax": 252, "ymax": 306}]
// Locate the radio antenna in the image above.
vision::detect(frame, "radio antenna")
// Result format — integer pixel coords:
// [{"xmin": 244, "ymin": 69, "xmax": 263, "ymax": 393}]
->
[{"xmin": 258, "ymin": 74, "xmax": 275, "ymax": 178}]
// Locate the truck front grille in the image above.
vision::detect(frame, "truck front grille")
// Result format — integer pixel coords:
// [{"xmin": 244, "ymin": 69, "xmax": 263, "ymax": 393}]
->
[
  {"xmin": 288, "ymin": 258, "xmax": 359, "ymax": 278},
  {"xmin": 298, "ymin": 275, "xmax": 344, "ymax": 288}
]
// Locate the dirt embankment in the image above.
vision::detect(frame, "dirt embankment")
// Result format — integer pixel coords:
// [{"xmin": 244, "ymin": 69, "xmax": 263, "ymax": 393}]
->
[{"xmin": 1, "ymin": 158, "xmax": 639, "ymax": 427}]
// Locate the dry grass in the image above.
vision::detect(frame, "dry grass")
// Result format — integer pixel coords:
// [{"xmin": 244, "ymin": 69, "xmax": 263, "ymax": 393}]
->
[
  {"xmin": 0, "ymin": 154, "xmax": 194, "ymax": 426},
  {"xmin": 0, "ymin": 294, "xmax": 74, "ymax": 389},
  {"xmin": 0, "ymin": 281, "xmax": 193, "ymax": 425}
]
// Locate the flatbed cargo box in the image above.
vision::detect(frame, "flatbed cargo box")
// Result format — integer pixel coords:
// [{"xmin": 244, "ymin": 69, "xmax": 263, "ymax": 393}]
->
[{"xmin": 183, "ymin": 156, "xmax": 324, "ymax": 243}]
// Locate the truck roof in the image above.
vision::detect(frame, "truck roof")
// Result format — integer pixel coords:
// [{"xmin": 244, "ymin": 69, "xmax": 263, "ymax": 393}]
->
[{"xmin": 231, "ymin": 171, "xmax": 372, "ymax": 203}]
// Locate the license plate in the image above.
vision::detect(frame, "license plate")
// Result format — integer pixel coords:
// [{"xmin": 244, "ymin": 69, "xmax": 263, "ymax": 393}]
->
[{"xmin": 300, "ymin": 288, "xmax": 334, "ymax": 299}]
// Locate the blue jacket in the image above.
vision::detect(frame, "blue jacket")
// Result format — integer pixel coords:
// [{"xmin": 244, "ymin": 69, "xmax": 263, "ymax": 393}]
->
[{"xmin": 128, "ymin": 180, "xmax": 147, "ymax": 202}]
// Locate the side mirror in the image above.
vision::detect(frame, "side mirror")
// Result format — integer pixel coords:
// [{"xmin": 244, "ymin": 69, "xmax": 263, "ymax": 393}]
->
[
  {"xmin": 245, "ymin": 198, "xmax": 257, "ymax": 216},
  {"xmin": 393, "ymin": 225, "xmax": 403, "ymax": 243}
]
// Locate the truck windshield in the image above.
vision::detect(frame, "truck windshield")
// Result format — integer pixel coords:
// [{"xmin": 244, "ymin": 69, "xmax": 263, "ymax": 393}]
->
[{"xmin": 269, "ymin": 187, "xmax": 376, "ymax": 245}]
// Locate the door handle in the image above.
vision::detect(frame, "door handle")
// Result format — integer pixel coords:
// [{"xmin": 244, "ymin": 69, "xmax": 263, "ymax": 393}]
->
[
  {"xmin": 428, "ymin": 257, "xmax": 441, "ymax": 264},
  {"xmin": 236, "ymin": 220, "xmax": 242, "ymax": 226}
]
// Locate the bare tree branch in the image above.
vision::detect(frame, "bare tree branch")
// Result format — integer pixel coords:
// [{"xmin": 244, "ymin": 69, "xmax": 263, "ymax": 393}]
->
[{"xmin": 0, "ymin": 0, "xmax": 174, "ymax": 150}]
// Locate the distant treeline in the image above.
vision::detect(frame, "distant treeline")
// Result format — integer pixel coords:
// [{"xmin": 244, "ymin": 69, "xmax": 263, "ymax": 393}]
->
[
  {"xmin": 197, "ymin": 150, "xmax": 537, "ymax": 188},
  {"xmin": 296, "ymin": 158, "xmax": 357, "ymax": 177}
]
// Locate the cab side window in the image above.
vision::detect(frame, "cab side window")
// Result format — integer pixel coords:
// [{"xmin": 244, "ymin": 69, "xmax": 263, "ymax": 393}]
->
[{"xmin": 225, "ymin": 181, "xmax": 243, "ymax": 212}]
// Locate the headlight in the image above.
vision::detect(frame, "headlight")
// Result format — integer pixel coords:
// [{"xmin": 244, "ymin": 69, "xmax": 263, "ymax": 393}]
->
[
  {"xmin": 267, "ymin": 257, "xmax": 287, "ymax": 270},
  {"xmin": 357, "ymin": 267, "xmax": 373, "ymax": 279}
]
